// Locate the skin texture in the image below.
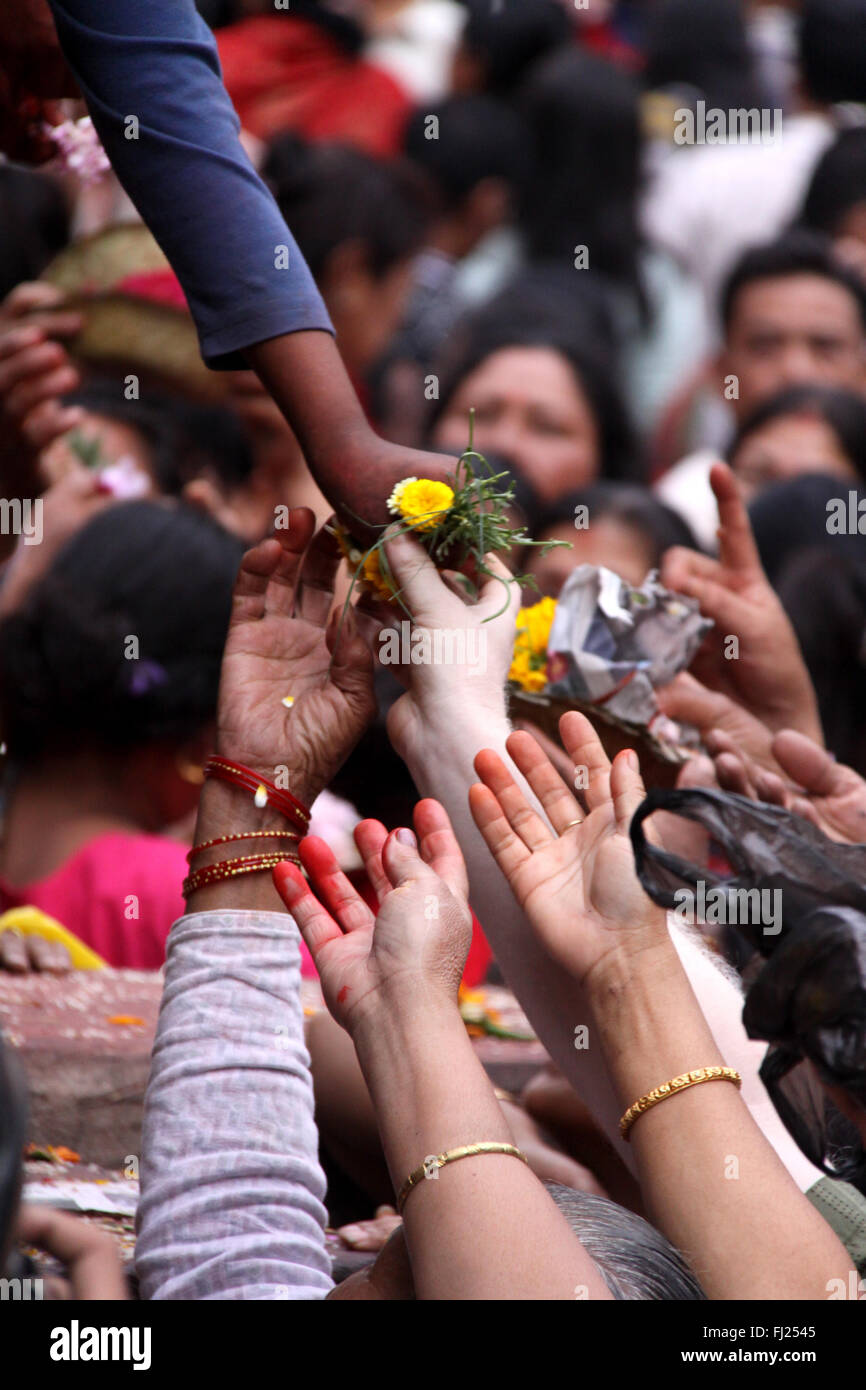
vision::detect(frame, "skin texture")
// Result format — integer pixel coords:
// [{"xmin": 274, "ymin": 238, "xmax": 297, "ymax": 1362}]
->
[
  {"xmin": 722, "ymin": 273, "xmax": 866, "ymax": 423},
  {"xmin": 660, "ymin": 461, "xmax": 823, "ymax": 743},
  {"xmin": 273, "ymin": 811, "xmax": 612, "ymax": 1301},
  {"xmin": 431, "ymin": 346, "xmax": 602, "ymax": 501},
  {"xmin": 470, "ymin": 715, "xmax": 853, "ymax": 1300}
]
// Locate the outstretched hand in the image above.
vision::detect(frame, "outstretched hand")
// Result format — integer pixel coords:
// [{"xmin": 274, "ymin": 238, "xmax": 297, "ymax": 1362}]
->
[
  {"xmin": 469, "ymin": 712, "xmax": 667, "ymax": 989},
  {"xmin": 273, "ymin": 799, "xmax": 472, "ymax": 1034},
  {"xmin": 660, "ymin": 462, "xmax": 822, "ymax": 743},
  {"xmin": 216, "ymin": 508, "xmax": 376, "ymax": 809}
]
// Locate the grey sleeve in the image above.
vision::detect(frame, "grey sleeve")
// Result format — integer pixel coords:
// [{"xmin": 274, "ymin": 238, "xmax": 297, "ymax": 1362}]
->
[{"xmin": 135, "ymin": 910, "xmax": 333, "ymax": 1300}]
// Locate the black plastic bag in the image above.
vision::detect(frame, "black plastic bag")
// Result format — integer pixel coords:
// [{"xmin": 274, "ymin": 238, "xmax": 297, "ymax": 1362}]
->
[{"xmin": 629, "ymin": 787, "xmax": 866, "ymax": 1186}]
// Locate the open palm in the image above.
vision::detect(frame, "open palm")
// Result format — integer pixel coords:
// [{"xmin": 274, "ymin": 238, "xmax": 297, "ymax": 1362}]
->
[
  {"xmin": 216, "ymin": 508, "xmax": 376, "ymax": 808},
  {"xmin": 470, "ymin": 713, "xmax": 667, "ymax": 986}
]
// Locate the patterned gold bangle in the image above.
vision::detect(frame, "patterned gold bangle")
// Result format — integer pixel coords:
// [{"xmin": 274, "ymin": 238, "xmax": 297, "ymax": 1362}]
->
[
  {"xmin": 619, "ymin": 1066, "xmax": 742, "ymax": 1140},
  {"xmin": 182, "ymin": 852, "xmax": 299, "ymax": 898},
  {"xmin": 396, "ymin": 1141, "xmax": 528, "ymax": 1214}
]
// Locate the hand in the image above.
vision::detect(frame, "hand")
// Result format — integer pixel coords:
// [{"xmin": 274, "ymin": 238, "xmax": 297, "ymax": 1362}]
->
[
  {"xmin": 337, "ymin": 1205, "xmax": 401, "ymax": 1252},
  {"xmin": 365, "ymin": 529, "xmax": 519, "ymax": 757},
  {"xmin": 0, "ymin": 466, "xmax": 113, "ymax": 619},
  {"xmin": 0, "ymin": 932, "xmax": 71, "ymax": 973},
  {"xmin": 0, "ymin": 283, "xmax": 84, "ymax": 495},
  {"xmin": 273, "ymin": 799, "xmax": 472, "ymax": 1035},
  {"xmin": 215, "ymin": 508, "xmax": 376, "ymax": 807},
  {"xmin": 14, "ymin": 1206, "xmax": 127, "ymax": 1300},
  {"xmin": 713, "ymin": 727, "xmax": 866, "ymax": 845},
  {"xmin": 660, "ymin": 462, "xmax": 822, "ymax": 742},
  {"xmin": 656, "ymin": 671, "xmax": 779, "ymax": 771},
  {"xmin": 469, "ymin": 713, "xmax": 668, "ymax": 989}
]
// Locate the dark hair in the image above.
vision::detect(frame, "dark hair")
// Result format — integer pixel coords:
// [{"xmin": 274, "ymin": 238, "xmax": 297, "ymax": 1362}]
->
[
  {"xmin": 531, "ymin": 482, "xmax": 700, "ymax": 564},
  {"xmin": 749, "ymin": 472, "xmax": 866, "ymax": 586},
  {"xmin": 801, "ymin": 129, "xmax": 866, "ymax": 238},
  {"xmin": 776, "ymin": 546, "xmax": 866, "ymax": 774},
  {"xmin": 730, "ymin": 383, "xmax": 866, "ymax": 485},
  {"xmin": 643, "ymin": 0, "xmax": 764, "ymax": 113},
  {"xmin": 64, "ymin": 379, "xmax": 254, "ymax": 494},
  {"xmin": 518, "ymin": 48, "xmax": 645, "ymax": 315},
  {"xmin": 800, "ymin": 0, "xmax": 866, "ymax": 106},
  {"xmin": 429, "ymin": 270, "xmax": 641, "ymax": 482},
  {"xmin": 263, "ymin": 135, "xmax": 430, "ymax": 282},
  {"xmin": 403, "ymin": 95, "xmax": 530, "ymax": 210},
  {"xmin": 544, "ymin": 1185, "xmax": 705, "ymax": 1299},
  {"xmin": 0, "ymin": 165, "xmax": 70, "ymax": 301},
  {"xmin": 0, "ymin": 502, "xmax": 243, "ymax": 762},
  {"xmin": 460, "ymin": 0, "xmax": 570, "ymax": 97},
  {"xmin": 720, "ymin": 231, "xmax": 866, "ymax": 332}
]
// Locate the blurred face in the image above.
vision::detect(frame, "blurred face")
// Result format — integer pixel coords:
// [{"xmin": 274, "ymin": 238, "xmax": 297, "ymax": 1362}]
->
[
  {"xmin": 525, "ymin": 516, "xmax": 655, "ymax": 597},
  {"xmin": 731, "ymin": 409, "xmax": 859, "ymax": 503},
  {"xmin": 723, "ymin": 274, "xmax": 866, "ymax": 421},
  {"xmin": 432, "ymin": 347, "xmax": 601, "ymax": 502}
]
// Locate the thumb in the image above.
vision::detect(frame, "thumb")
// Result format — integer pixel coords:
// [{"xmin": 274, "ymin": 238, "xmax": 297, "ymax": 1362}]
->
[
  {"xmin": 381, "ymin": 826, "xmax": 432, "ymax": 890},
  {"xmin": 382, "ymin": 529, "xmax": 442, "ymax": 615}
]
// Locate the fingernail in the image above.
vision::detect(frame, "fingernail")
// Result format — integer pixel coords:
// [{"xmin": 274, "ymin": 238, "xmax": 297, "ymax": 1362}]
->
[
  {"xmin": 340, "ymin": 1225, "xmax": 362, "ymax": 1244},
  {"xmin": 625, "ymin": 750, "xmax": 639, "ymax": 771},
  {"xmin": 396, "ymin": 828, "xmax": 417, "ymax": 847}
]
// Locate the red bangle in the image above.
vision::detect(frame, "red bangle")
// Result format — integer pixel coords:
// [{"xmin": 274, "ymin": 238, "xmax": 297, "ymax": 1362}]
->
[{"xmin": 204, "ymin": 756, "xmax": 311, "ymax": 831}]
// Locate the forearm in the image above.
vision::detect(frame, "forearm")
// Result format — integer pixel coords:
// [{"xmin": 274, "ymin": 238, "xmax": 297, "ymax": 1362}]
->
[
  {"xmin": 353, "ymin": 992, "xmax": 610, "ymax": 1300},
  {"xmin": 397, "ymin": 707, "xmax": 633, "ymax": 1154},
  {"xmin": 588, "ymin": 942, "xmax": 851, "ymax": 1300},
  {"xmin": 136, "ymin": 910, "xmax": 331, "ymax": 1300}
]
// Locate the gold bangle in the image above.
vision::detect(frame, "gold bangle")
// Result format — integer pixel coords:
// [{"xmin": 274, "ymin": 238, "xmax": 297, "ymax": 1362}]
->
[
  {"xmin": 619, "ymin": 1066, "xmax": 742, "ymax": 1140},
  {"xmin": 396, "ymin": 1141, "xmax": 528, "ymax": 1214}
]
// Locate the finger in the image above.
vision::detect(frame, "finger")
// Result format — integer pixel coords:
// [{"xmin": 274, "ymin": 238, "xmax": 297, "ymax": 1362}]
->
[
  {"xmin": 752, "ymin": 766, "xmax": 790, "ymax": 807},
  {"xmin": 504, "ymin": 729, "xmax": 583, "ymax": 835},
  {"xmin": 468, "ymin": 781, "xmax": 532, "ymax": 883},
  {"xmin": 380, "ymin": 826, "xmax": 439, "ymax": 890},
  {"xmin": 713, "ymin": 751, "xmax": 757, "ymax": 799},
  {"xmin": 557, "ymin": 710, "xmax": 612, "ymax": 811},
  {"xmin": 353, "ymin": 818, "xmax": 391, "ymax": 906},
  {"xmin": 272, "ymin": 860, "xmax": 346, "ymax": 956},
  {"xmin": 513, "ymin": 720, "xmax": 586, "ymax": 806},
  {"xmin": 656, "ymin": 671, "xmax": 727, "ymax": 731},
  {"xmin": 265, "ymin": 507, "xmax": 317, "ymax": 616},
  {"xmin": 472, "ymin": 748, "xmax": 553, "ymax": 852},
  {"xmin": 230, "ymin": 536, "xmax": 282, "ymax": 622},
  {"xmin": 659, "ymin": 545, "xmax": 720, "ymax": 591},
  {"xmin": 609, "ymin": 749, "xmax": 647, "ymax": 836},
  {"xmin": 412, "ymin": 798, "xmax": 470, "ymax": 903},
  {"xmin": 325, "ymin": 605, "xmax": 376, "ymax": 706},
  {"xmin": 2, "ymin": 282, "xmax": 72, "ymax": 317},
  {"xmin": 789, "ymin": 795, "xmax": 823, "ymax": 829},
  {"xmin": 298, "ymin": 836, "xmax": 375, "ymax": 932},
  {"xmin": 771, "ymin": 729, "xmax": 840, "ymax": 797},
  {"xmin": 381, "ymin": 529, "xmax": 440, "ymax": 613},
  {"xmin": 295, "ymin": 523, "xmax": 342, "ymax": 627},
  {"xmin": 710, "ymin": 461, "xmax": 763, "ymax": 575},
  {"xmin": 0, "ymin": 338, "xmax": 70, "ymax": 395},
  {"xmin": 27, "ymin": 937, "xmax": 72, "ymax": 973},
  {"xmin": 23, "ymin": 400, "xmax": 86, "ymax": 453},
  {"xmin": 0, "ymin": 932, "xmax": 28, "ymax": 973},
  {"xmin": 476, "ymin": 553, "xmax": 521, "ymax": 621},
  {"xmin": 675, "ymin": 573, "xmax": 747, "ymax": 633}
]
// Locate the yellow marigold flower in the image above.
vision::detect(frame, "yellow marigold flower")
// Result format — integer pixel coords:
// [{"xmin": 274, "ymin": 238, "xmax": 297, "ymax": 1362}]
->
[
  {"xmin": 388, "ymin": 476, "xmax": 455, "ymax": 532},
  {"xmin": 518, "ymin": 596, "xmax": 557, "ymax": 653},
  {"xmin": 361, "ymin": 546, "xmax": 399, "ymax": 603}
]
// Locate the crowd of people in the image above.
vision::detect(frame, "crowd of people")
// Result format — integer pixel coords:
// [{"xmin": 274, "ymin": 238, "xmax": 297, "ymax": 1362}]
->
[{"xmin": 2, "ymin": 0, "xmax": 866, "ymax": 1304}]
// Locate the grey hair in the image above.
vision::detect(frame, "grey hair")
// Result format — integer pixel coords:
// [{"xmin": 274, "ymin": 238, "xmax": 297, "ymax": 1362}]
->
[{"xmin": 545, "ymin": 1183, "xmax": 706, "ymax": 1299}]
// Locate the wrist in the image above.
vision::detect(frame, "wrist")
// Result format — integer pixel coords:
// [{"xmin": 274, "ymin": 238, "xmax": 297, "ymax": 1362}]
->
[{"xmin": 351, "ymin": 982, "xmax": 463, "ymax": 1073}]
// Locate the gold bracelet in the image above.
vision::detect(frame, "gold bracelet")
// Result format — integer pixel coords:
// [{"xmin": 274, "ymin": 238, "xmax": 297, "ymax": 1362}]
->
[
  {"xmin": 397, "ymin": 1141, "xmax": 528, "ymax": 1214},
  {"xmin": 619, "ymin": 1066, "xmax": 742, "ymax": 1140}
]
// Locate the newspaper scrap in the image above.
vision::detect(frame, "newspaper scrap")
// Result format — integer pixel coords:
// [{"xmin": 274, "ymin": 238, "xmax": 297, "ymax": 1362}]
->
[{"xmin": 545, "ymin": 565, "xmax": 712, "ymax": 736}]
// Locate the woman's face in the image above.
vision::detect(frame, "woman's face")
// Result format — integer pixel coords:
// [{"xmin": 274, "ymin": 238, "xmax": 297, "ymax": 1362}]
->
[
  {"xmin": 731, "ymin": 409, "xmax": 859, "ymax": 503},
  {"xmin": 525, "ymin": 516, "xmax": 655, "ymax": 598},
  {"xmin": 432, "ymin": 347, "xmax": 601, "ymax": 502}
]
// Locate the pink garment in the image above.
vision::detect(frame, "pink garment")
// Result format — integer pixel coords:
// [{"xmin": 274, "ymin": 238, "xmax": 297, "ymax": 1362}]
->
[{"xmin": 0, "ymin": 831, "xmax": 317, "ymax": 974}]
